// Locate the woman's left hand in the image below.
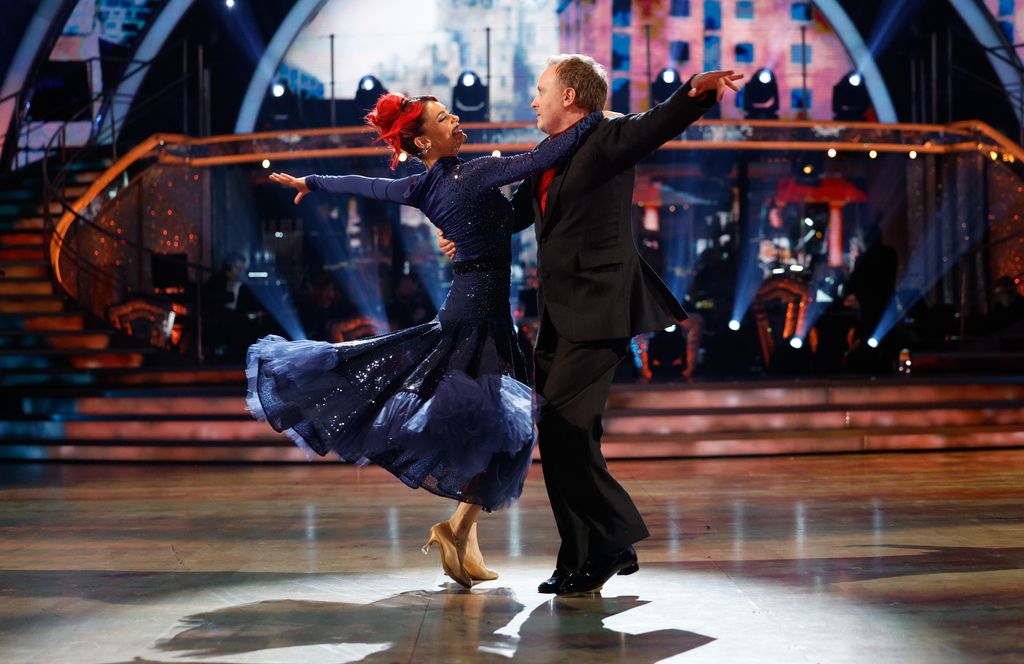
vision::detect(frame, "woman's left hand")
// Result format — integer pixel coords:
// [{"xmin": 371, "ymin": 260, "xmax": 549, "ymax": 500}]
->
[{"xmin": 269, "ymin": 172, "xmax": 311, "ymax": 205}]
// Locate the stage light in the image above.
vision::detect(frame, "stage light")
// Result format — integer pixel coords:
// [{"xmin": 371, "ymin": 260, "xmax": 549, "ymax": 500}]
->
[
  {"xmin": 909, "ymin": 150, "xmax": 918, "ymax": 159},
  {"xmin": 652, "ymin": 67, "xmax": 682, "ymax": 106},
  {"xmin": 261, "ymin": 159, "xmax": 270, "ymax": 168},
  {"xmin": 867, "ymin": 337, "xmax": 879, "ymax": 348},
  {"xmin": 790, "ymin": 264, "xmax": 804, "ymax": 272},
  {"xmin": 729, "ymin": 319, "xmax": 741, "ymax": 331},
  {"xmin": 802, "ymin": 164, "xmax": 813, "ymax": 175},
  {"xmin": 273, "ymin": 231, "xmax": 284, "ymax": 238},
  {"xmin": 398, "ymin": 152, "xmax": 408, "ymax": 163},
  {"xmin": 225, "ymin": 0, "xmax": 235, "ymax": 7},
  {"xmin": 989, "ymin": 150, "xmax": 999, "ymax": 161},
  {"xmin": 789, "ymin": 337, "xmax": 803, "ymax": 349},
  {"xmin": 664, "ymin": 324, "xmax": 677, "ymax": 333},
  {"xmin": 453, "ymin": 70, "xmax": 488, "ymax": 121},
  {"xmin": 827, "ymin": 148, "xmax": 837, "ymax": 158},
  {"xmin": 352, "ymin": 75, "xmax": 388, "ymax": 124},
  {"xmin": 742, "ymin": 68, "xmax": 779, "ymax": 120},
  {"xmin": 804, "ymin": 217, "xmax": 814, "ymax": 226},
  {"xmin": 271, "ymin": 82, "xmax": 285, "ymax": 98},
  {"xmin": 869, "ymin": 150, "xmax": 878, "ymax": 159},
  {"xmin": 491, "ymin": 150, "xmax": 501, "ymax": 157},
  {"xmin": 833, "ymin": 70, "xmax": 870, "ymax": 121}
]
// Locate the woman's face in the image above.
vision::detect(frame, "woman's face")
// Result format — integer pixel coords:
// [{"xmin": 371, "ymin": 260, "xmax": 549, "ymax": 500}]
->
[{"xmin": 414, "ymin": 101, "xmax": 465, "ymax": 159}]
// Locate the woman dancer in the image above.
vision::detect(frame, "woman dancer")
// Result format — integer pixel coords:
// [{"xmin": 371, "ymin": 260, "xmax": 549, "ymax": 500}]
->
[{"xmin": 249, "ymin": 93, "xmax": 601, "ymax": 587}]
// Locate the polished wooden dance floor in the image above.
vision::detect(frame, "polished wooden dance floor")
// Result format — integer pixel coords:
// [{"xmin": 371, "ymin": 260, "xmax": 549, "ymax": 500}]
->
[{"xmin": 1, "ymin": 451, "xmax": 1023, "ymax": 663}]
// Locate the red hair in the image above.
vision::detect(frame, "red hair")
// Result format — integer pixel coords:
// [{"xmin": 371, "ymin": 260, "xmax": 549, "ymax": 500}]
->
[{"xmin": 365, "ymin": 93, "xmax": 437, "ymax": 170}]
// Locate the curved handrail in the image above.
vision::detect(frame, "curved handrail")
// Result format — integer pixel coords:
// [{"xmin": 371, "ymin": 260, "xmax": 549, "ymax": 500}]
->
[
  {"xmin": 49, "ymin": 118, "xmax": 1024, "ymax": 282},
  {"xmin": 41, "ymin": 107, "xmax": 1024, "ymax": 359}
]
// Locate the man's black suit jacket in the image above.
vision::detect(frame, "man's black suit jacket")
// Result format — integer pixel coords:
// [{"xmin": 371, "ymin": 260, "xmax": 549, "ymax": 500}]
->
[{"xmin": 511, "ymin": 78, "xmax": 715, "ymax": 342}]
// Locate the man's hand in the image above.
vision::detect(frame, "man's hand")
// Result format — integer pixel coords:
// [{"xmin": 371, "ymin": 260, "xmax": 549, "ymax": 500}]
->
[
  {"xmin": 689, "ymin": 70, "xmax": 744, "ymax": 102},
  {"xmin": 269, "ymin": 172, "xmax": 311, "ymax": 205},
  {"xmin": 437, "ymin": 228, "xmax": 456, "ymax": 260}
]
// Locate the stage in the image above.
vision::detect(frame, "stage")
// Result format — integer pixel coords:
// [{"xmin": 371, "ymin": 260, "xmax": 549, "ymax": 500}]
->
[{"xmin": 1, "ymin": 450, "xmax": 1022, "ymax": 663}]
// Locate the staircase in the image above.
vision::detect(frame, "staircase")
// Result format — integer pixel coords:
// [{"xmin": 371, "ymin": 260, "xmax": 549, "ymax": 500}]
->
[
  {"xmin": 0, "ymin": 160, "xmax": 153, "ymax": 382},
  {"xmin": 1, "ymin": 378, "xmax": 1022, "ymax": 462}
]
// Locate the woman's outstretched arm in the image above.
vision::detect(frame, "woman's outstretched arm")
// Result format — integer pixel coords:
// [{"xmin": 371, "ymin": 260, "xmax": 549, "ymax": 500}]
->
[
  {"xmin": 460, "ymin": 110, "xmax": 603, "ymax": 190},
  {"xmin": 269, "ymin": 172, "xmax": 421, "ymax": 205}
]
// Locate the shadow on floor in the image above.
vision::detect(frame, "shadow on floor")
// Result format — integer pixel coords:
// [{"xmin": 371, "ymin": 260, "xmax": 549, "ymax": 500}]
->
[{"xmin": 136, "ymin": 588, "xmax": 713, "ymax": 662}]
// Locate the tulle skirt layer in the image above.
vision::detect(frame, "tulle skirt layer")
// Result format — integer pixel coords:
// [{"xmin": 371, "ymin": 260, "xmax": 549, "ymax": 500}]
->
[{"xmin": 246, "ymin": 315, "xmax": 536, "ymax": 511}]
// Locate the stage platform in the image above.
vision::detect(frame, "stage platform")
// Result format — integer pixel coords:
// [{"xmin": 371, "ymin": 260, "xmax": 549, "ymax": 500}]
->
[
  {"xmin": 2, "ymin": 376, "xmax": 1023, "ymax": 462},
  {"xmin": 0, "ymin": 450, "xmax": 1021, "ymax": 662}
]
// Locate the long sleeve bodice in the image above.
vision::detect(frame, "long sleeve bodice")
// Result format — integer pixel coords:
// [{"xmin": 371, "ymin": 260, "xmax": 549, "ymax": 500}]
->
[{"xmin": 304, "ymin": 110, "xmax": 601, "ymax": 262}]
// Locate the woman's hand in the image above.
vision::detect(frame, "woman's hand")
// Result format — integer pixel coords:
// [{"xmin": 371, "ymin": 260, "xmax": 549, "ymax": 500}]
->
[
  {"xmin": 269, "ymin": 172, "xmax": 311, "ymax": 205},
  {"xmin": 602, "ymin": 110, "xmax": 624, "ymax": 119}
]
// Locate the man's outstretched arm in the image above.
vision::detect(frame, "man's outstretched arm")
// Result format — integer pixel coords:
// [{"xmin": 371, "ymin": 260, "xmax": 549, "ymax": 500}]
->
[{"xmin": 600, "ymin": 70, "xmax": 743, "ymax": 171}]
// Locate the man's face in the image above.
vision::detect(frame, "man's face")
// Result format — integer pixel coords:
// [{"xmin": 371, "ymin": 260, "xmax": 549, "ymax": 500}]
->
[{"xmin": 531, "ymin": 66, "xmax": 569, "ymax": 136}]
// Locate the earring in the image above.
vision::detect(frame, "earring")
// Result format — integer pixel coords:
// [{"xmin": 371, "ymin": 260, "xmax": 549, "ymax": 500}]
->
[{"xmin": 419, "ymin": 143, "xmax": 432, "ymax": 156}]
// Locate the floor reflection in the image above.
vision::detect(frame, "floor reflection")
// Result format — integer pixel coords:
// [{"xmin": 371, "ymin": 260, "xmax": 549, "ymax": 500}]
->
[{"xmin": 150, "ymin": 588, "xmax": 713, "ymax": 662}]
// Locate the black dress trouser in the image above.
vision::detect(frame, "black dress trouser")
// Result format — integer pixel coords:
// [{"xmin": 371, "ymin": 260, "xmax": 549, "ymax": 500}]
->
[{"xmin": 534, "ymin": 312, "xmax": 650, "ymax": 572}]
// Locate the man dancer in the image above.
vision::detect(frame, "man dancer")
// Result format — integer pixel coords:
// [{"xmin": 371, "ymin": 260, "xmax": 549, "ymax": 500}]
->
[{"xmin": 442, "ymin": 56, "xmax": 740, "ymax": 594}]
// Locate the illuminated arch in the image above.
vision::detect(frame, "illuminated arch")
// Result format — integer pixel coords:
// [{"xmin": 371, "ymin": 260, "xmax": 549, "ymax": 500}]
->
[
  {"xmin": 0, "ymin": 0, "xmax": 69, "ymax": 165},
  {"xmin": 948, "ymin": 0, "xmax": 1023, "ymax": 125},
  {"xmin": 234, "ymin": 0, "xmax": 329, "ymax": 134},
  {"xmin": 106, "ymin": 0, "xmax": 197, "ymax": 140},
  {"xmin": 812, "ymin": 0, "xmax": 899, "ymax": 122}
]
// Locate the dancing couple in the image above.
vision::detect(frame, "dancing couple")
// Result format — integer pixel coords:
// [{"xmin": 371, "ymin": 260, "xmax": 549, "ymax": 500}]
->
[{"xmin": 248, "ymin": 54, "xmax": 741, "ymax": 594}]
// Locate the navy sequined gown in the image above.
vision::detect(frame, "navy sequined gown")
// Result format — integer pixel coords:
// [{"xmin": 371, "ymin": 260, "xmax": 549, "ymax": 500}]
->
[{"xmin": 247, "ymin": 111, "xmax": 602, "ymax": 511}]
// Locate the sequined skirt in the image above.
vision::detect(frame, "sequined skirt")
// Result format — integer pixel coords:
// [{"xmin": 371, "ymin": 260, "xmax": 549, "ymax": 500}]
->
[{"xmin": 245, "ymin": 303, "xmax": 536, "ymax": 512}]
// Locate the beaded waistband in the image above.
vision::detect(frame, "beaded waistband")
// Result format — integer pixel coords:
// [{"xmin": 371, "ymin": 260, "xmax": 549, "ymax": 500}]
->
[{"xmin": 452, "ymin": 257, "xmax": 512, "ymax": 275}]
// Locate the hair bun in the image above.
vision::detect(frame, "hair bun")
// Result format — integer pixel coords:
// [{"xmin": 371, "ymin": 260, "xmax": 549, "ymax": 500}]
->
[
  {"xmin": 365, "ymin": 93, "xmax": 406, "ymax": 136},
  {"xmin": 364, "ymin": 93, "xmax": 435, "ymax": 170}
]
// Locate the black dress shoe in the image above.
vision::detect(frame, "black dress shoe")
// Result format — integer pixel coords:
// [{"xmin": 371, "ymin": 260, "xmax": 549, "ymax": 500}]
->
[
  {"xmin": 556, "ymin": 546, "xmax": 638, "ymax": 595},
  {"xmin": 537, "ymin": 568, "xmax": 572, "ymax": 594}
]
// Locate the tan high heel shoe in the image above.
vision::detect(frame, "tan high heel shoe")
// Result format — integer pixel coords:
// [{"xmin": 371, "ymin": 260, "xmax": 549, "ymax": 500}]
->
[
  {"xmin": 423, "ymin": 522, "xmax": 473, "ymax": 588},
  {"xmin": 463, "ymin": 555, "xmax": 499, "ymax": 582}
]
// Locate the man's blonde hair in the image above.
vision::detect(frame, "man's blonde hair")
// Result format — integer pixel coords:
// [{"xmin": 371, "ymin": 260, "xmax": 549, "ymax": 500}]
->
[{"xmin": 546, "ymin": 54, "xmax": 609, "ymax": 112}]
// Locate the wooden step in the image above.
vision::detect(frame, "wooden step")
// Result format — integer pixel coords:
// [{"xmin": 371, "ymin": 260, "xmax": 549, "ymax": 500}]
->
[
  {"xmin": 0, "ymin": 278, "xmax": 52, "ymax": 295},
  {"xmin": 0, "ymin": 217, "xmax": 45, "ymax": 231},
  {"xmin": 598, "ymin": 425, "xmax": 1024, "ymax": 458},
  {"xmin": 16, "ymin": 312, "xmax": 86, "ymax": 331},
  {"xmin": 67, "ymin": 352, "xmax": 146, "ymax": 369},
  {"xmin": 2, "ymin": 425, "xmax": 1022, "ymax": 463},
  {"xmin": 0, "ymin": 293, "xmax": 65, "ymax": 312},
  {"xmin": 606, "ymin": 381, "xmax": 1024, "ymax": 410},
  {"xmin": 0, "ymin": 440, "xmax": 310, "ymax": 463},
  {"xmin": 0, "ymin": 329, "xmax": 112, "ymax": 350},
  {"xmin": 603, "ymin": 400, "xmax": 1024, "ymax": 436},
  {"xmin": 0, "ymin": 261, "xmax": 48, "ymax": 277},
  {"xmin": 0, "ymin": 365, "xmax": 243, "ymax": 387},
  {"xmin": 0, "ymin": 231, "xmax": 45, "ymax": 246},
  {"xmin": 0, "ymin": 245, "xmax": 45, "ymax": 260}
]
